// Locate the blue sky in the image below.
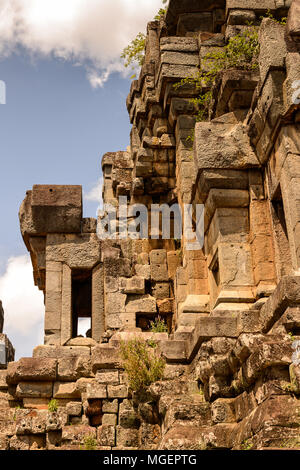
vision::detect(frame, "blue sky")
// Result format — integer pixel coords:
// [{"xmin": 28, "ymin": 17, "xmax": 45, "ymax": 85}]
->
[
  {"xmin": 0, "ymin": 0, "xmax": 163, "ymax": 358},
  {"xmin": 0, "ymin": 53, "xmax": 131, "ymax": 270}
]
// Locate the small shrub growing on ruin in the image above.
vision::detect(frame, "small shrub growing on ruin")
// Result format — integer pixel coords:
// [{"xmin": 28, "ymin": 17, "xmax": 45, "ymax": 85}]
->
[
  {"xmin": 82, "ymin": 435, "xmax": 97, "ymax": 451},
  {"xmin": 241, "ymin": 438, "xmax": 254, "ymax": 450},
  {"xmin": 261, "ymin": 9, "xmax": 287, "ymax": 26},
  {"xmin": 48, "ymin": 399, "xmax": 58, "ymax": 413},
  {"xmin": 174, "ymin": 27, "xmax": 259, "ymax": 123},
  {"xmin": 154, "ymin": 8, "xmax": 167, "ymax": 21},
  {"xmin": 121, "ymin": 32, "xmax": 146, "ymax": 70},
  {"xmin": 13, "ymin": 404, "xmax": 23, "ymax": 421},
  {"xmin": 120, "ymin": 337, "xmax": 166, "ymax": 392},
  {"xmin": 121, "ymin": 0, "xmax": 168, "ymax": 76},
  {"xmin": 150, "ymin": 317, "xmax": 168, "ymax": 333}
]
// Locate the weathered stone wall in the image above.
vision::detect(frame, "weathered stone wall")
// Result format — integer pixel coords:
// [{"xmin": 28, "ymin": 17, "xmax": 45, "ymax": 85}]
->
[{"xmin": 0, "ymin": 0, "xmax": 300, "ymax": 451}]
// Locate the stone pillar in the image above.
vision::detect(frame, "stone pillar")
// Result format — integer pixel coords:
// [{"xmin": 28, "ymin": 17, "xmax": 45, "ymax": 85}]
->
[
  {"xmin": 269, "ymin": 125, "xmax": 300, "ymax": 274},
  {"xmin": 92, "ymin": 264, "xmax": 105, "ymax": 342},
  {"xmin": 44, "ymin": 261, "xmax": 62, "ymax": 345},
  {"xmin": 204, "ymin": 188, "xmax": 255, "ymax": 311},
  {"xmin": 249, "ymin": 170, "xmax": 277, "ymax": 297},
  {"xmin": 61, "ymin": 264, "xmax": 72, "ymax": 345}
]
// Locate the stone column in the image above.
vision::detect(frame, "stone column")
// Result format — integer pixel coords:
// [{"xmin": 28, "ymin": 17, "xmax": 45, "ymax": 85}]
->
[
  {"xmin": 61, "ymin": 264, "xmax": 72, "ymax": 345},
  {"xmin": 92, "ymin": 264, "xmax": 105, "ymax": 342},
  {"xmin": 44, "ymin": 261, "xmax": 62, "ymax": 345},
  {"xmin": 204, "ymin": 187, "xmax": 255, "ymax": 311}
]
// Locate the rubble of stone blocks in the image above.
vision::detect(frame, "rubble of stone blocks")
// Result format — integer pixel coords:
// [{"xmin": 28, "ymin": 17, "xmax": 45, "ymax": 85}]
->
[{"xmin": 1, "ymin": 0, "xmax": 300, "ymax": 450}]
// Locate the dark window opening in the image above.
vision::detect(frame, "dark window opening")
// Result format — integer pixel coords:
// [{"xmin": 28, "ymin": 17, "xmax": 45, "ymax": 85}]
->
[
  {"xmin": 72, "ymin": 269, "xmax": 92, "ymax": 338},
  {"xmin": 272, "ymin": 186, "xmax": 288, "ymax": 239},
  {"xmin": 211, "ymin": 255, "xmax": 220, "ymax": 286},
  {"xmin": 136, "ymin": 313, "xmax": 172, "ymax": 333}
]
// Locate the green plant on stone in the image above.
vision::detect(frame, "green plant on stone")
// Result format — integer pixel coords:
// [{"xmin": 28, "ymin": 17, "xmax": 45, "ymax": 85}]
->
[
  {"xmin": 288, "ymin": 332, "xmax": 296, "ymax": 341},
  {"xmin": 121, "ymin": 1, "xmax": 168, "ymax": 76},
  {"xmin": 48, "ymin": 399, "xmax": 58, "ymax": 413},
  {"xmin": 121, "ymin": 32, "xmax": 146, "ymax": 71},
  {"xmin": 241, "ymin": 438, "xmax": 254, "ymax": 450},
  {"xmin": 147, "ymin": 338, "xmax": 157, "ymax": 349},
  {"xmin": 261, "ymin": 9, "xmax": 287, "ymax": 25},
  {"xmin": 13, "ymin": 404, "xmax": 23, "ymax": 421},
  {"xmin": 154, "ymin": 8, "xmax": 167, "ymax": 20},
  {"xmin": 120, "ymin": 337, "xmax": 166, "ymax": 392},
  {"xmin": 82, "ymin": 434, "xmax": 97, "ymax": 451},
  {"xmin": 150, "ymin": 316, "xmax": 168, "ymax": 333},
  {"xmin": 174, "ymin": 26, "xmax": 259, "ymax": 124}
]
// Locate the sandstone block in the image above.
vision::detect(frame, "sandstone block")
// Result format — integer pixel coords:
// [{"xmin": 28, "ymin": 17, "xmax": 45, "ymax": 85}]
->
[
  {"xmin": 53, "ymin": 382, "xmax": 81, "ymax": 399},
  {"xmin": 106, "ymin": 292, "xmax": 127, "ymax": 314},
  {"xmin": 57, "ymin": 356, "xmax": 92, "ymax": 381},
  {"xmin": 119, "ymin": 400, "xmax": 140, "ymax": 429},
  {"xmin": 197, "ymin": 316, "xmax": 238, "ymax": 338},
  {"xmin": 211, "ymin": 398, "xmax": 236, "ymax": 423},
  {"xmin": 107, "ymin": 385, "xmax": 128, "ymax": 399},
  {"xmin": 16, "ymin": 382, "xmax": 53, "ymax": 398},
  {"xmin": 98, "ymin": 425, "xmax": 116, "ymax": 447},
  {"xmin": 92, "ymin": 346, "xmax": 122, "ymax": 371},
  {"xmin": 243, "ymin": 342, "xmax": 293, "ymax": 383},
  {"xmin": 259, "ymin": 19, "xmax": 287, "ymax": 84},
  {"xmin": 66, "ymin": 402, "xmax": 82, "ymax": 417},
  {"xmin": 119, "ymin": 276, "xmax": 145, "ymax": 294},
  {"xmin": 0, "ymin": 370, "xmax": 7, "ymax": 390},
  {"xmin": 150, "ymin": 263, "xmax": 169, "ymax": 282},
  {"xmin": 159, "ymin": 340, "xmax": 187, "ymax": 362},
  {"xmin": 125, "ymin": 295, "xmax": 157, "ymax": 313},
  {"xmin": 33, "ymin": 345, "xmax": 90, "ymax": 358},
  {"xmin": 116, "ymin": 426, "xmax": 139, "ymax": 448},
  {"xmin": 62, "ymin": 424, "xmax": 96, "ymax": 445},
  {"xmin": 152, "ymin": 282, "xmax": 170, "ymax": 299},
  {"xmin": 157, "ymin": 298, "xmax": 174, "ymax": 314},
  {"xmin": 260, "ymin": 276, "xmax": 300, "ymax": 333},
  {"xmin": 0, "ymin": 433, "xmax": 8, "ymax": 450},
  {"xmin": 135, "ymin": 264, "xmax": 151, "ymax": 280},
  {"xmin": 287, "ymin": 0, "xmax": 300, "ymax": 41},
  {"xmin": 102, "ymin": 414, "xmax": 117, "ymax": 426},
  {"xmin": 150, "ymin": 249, "xmax": 167, "ymax": 264},
  {"xmin": 95, "ymin": 369, "xmax": 119, "ymax": 385},
  {"xmin": 194, "ymin": 121, "xmax": 259, "ymax": 170},
  {"xmin": 102, "ymin": 399, "xmax": 119, "ymax": 414},
  {"xmin": 6, "ymin": 358, "xmax": 57, "ymax": 384},
  {"xmin": 86, "ymin": 382, "xmax": 107, "ymax": 400}
]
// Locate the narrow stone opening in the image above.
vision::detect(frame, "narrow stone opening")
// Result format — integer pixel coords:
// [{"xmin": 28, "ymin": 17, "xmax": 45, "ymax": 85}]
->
[
  {"xmin": 271, "ymin": 184, "xmax": 292, "ymax": 277},
  {"xmin": 211, "ymin": 254, "xmax": 220, "ymax": 287},
  {"xmin": 71, "ymin": 269, "xmax": 92, "ymax": 338},
  {"xmin": 272, "ymin": 186, "xmax": 288, "ymax": 239}
]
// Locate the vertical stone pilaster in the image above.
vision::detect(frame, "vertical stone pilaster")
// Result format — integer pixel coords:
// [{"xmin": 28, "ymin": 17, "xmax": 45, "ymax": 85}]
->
[
  {"xmin": 44, "ymin": 261, "xmax": 62, "ymax": 345},
  {"xmin": 92, "ymin": 264, "xmax": 105, "ymax": 342},
  {"xmin": 61, "ymin": 264, "xmax": 72, "ymax": 345}
]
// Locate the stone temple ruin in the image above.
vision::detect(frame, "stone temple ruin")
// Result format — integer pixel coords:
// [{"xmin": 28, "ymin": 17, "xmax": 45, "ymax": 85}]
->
[{"xmin": 1, "ymin": 0, "xmax": 300, "ymax": 451}]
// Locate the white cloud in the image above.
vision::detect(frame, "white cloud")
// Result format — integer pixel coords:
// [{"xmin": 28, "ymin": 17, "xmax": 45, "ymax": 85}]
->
[
  {"xmin": 0, "ymin": 0, "xmax": 164, "ymax": 86},
  {"xmin": 84, "ymin": 175, "xmax": 103, "ymax": 204},
  {"xmin": 78, "ymin": 318, "xmax": 91, "ymax": 337},
  {"xmin": 0, "ymin": 255, "xmax": 44, "ymax": 359}
]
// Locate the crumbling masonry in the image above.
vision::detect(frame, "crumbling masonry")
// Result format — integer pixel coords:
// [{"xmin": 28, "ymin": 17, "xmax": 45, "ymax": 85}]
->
[{"xmin": 1, "ymin": 0, "xmax": 300, "ymax": 451}]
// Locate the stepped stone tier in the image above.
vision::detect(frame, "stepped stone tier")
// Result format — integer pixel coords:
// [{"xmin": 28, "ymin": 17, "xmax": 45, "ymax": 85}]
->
[{"xmin": 0, "ymin": 0, "xmax": 300, "ymax": 450}]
